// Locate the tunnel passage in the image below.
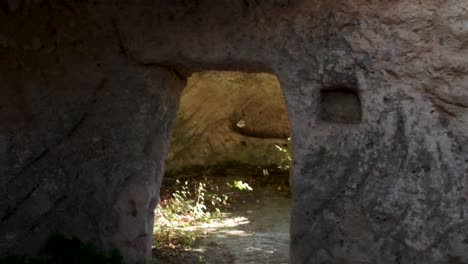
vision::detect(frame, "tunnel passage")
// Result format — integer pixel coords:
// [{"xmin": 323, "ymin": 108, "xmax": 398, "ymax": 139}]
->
[
  {"xmin": 154, "ymin": 71, "xmax": 292, "ymax": 263},
  {"xmin": 165, "ymin": 71, "xmax": 291, "ymax": 171},
  {"xmin": 2, "ymin": 1, "xmax": 468, "ymax": 264}
]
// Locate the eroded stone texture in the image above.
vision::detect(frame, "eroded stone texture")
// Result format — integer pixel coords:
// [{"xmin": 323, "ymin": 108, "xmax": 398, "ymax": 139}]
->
[
  {"xmin": 1, "ymin": 0, "xmax": 468, "ymax": 263},
  {"xmin": 0, "ymin": 3, "xmax": 185, "ymax": 263},
  {"xmin": 166, "ymin": 71, "xmax": 290, "ymax": 172}
]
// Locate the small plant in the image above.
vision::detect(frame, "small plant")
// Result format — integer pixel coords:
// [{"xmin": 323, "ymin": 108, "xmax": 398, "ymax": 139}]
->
[
  {"xmin": 229, "ymin": 180, "xmax": 253, "ymax": 191},
  {"xmin": 275, "ymin": 144, "xmax": 292, "ymax": 171},
  {"xmin": 153, "ymin": 178, "xmax": 230, "ymax": 256},
  {"xmin": 158, "ymin": 180, "xmax": 228, "ymax": 222}
]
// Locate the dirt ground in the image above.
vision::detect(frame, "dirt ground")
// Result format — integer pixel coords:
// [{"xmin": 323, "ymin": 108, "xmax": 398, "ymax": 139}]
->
[{"xmin": 153, "ymin": 166, "xmax": 291, "ymax": 264}]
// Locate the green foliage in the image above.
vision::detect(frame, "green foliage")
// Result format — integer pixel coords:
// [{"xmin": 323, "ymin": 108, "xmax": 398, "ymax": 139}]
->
[
  {"xmin": 153, "ymin": 176, "xmax": 255, "ymax": 257},
  {"xmin": 275, "ymin": 144, "xmax": 292, "ymax": 170},
  {"xmin": 160, "ymin": 179, "xmax": 228, "ymax": 221},
  {"xmin": 154, "ymin": 175, "xmax": 258, "ymax": 254},
  {"xmin": 154, "ymin": 179, "xmax": 230, "ymax": 251},
  {"xmin": 0, "ymin": 233, "xmax": 122, "ymax": 264},
  {"xmin": 228, "ymin": 180, "xmax": 253, "ymax": 191}
]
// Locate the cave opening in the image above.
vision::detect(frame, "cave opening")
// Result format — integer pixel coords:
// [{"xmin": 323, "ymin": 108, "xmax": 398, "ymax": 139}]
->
[{"xmin": 153, "ymin": 71, "xmax": 292, "ymax": 263}]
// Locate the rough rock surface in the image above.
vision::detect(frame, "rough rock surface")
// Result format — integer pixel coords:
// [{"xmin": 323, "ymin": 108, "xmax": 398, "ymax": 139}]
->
[
  {"xmin": 1, "ymin": 1, "xmax": 468, "ymax": 264},
  {"xmin": 166, "ymin": 71, "xmax": 290, "ymax": 172}
]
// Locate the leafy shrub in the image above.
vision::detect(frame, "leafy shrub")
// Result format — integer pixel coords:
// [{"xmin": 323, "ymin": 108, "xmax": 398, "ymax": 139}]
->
[{"xmin": 153, "ymin": 177, "xmax": 253, "ymax": 252}]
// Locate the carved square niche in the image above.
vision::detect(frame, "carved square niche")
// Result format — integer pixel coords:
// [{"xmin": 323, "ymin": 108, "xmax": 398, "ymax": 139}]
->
[{"xmin": 319, "ymin": 86, "xmax": 362, "ymax": 124}]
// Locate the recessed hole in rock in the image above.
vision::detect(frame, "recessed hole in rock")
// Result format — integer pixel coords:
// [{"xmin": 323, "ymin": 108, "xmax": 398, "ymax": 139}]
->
[
  {"xmin": 156, "ymin": 71, "xmax": 292, "ymax": 263},
  {"xmin": 320, "ymin": 87, "xmax": 362, "ymax": 124}
]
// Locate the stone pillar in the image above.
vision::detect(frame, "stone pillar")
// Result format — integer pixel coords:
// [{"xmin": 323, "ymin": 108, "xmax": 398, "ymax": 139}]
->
[{"xmin": 0, "ymin": 59, "xmax": 184, "ymax": 263}]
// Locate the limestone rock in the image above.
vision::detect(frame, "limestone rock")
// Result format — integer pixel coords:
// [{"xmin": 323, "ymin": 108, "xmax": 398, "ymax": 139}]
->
[
  {"xmin": 165, "ymin": 71, "xmax": 290, "ymax": 172},
  {"xmin": 1, "ymin": 1, "xmax": 468, "ymax": 264},
  {"xmin": 230, "ymin": 92, "xmax": 290, "ymax": 139}
]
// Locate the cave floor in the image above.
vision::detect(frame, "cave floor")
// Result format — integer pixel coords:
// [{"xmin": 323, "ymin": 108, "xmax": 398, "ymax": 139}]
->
[{"xmin": 153, "ymin": 166, "xmax": 291, "ymax": 264}]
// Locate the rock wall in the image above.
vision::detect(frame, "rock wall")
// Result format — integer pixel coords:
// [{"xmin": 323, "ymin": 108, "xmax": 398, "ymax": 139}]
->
[
  {"xmin": 1, "ymin": 1, "xmax": 468, "ymax": 263},
  {"xmin": 0, "ymin": 3, "xmax": 185, "ymax": 263},
  {"xmin": 165, "ymin": 71, "xmax": 290, "ymax": 173}
]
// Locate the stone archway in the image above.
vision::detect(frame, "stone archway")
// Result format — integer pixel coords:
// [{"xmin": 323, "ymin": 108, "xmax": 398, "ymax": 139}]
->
[
  {"xmin": 157, "ymin": 70, "xmax": 292, "ymax": 263},
  {"xmin": 1, "ymin": 1, "xmax": 468, "ymax": 264}
]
